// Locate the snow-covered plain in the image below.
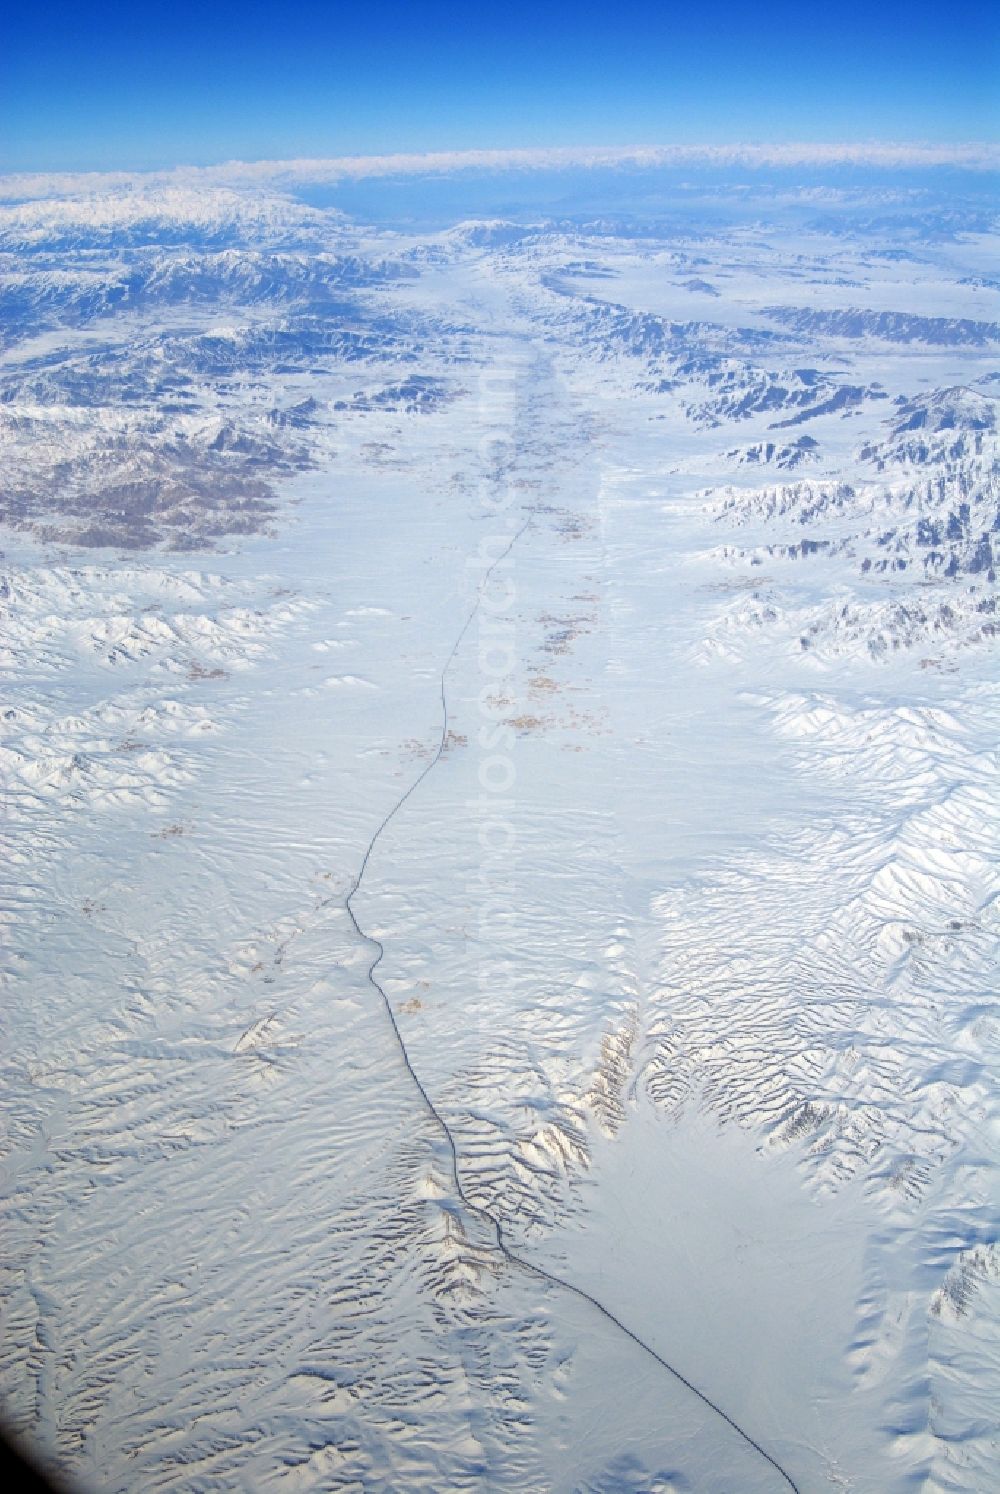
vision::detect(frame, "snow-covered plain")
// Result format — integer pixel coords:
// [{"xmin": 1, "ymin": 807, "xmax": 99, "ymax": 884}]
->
[{"xmin": 1, "ymin": 166, "xmax": 998, "ymax": 1492}]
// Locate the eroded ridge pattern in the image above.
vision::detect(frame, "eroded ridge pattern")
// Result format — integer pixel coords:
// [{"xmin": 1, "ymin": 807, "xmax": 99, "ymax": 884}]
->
[{"xmin": 1, "ymin": 168, "xmax": 998, "ymax": 1491}]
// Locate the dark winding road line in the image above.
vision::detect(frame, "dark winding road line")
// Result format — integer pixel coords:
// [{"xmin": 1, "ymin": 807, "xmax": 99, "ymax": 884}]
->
[{"xmin": 344, "ymin": 516, "xmax": 801, "ymax": 1494}]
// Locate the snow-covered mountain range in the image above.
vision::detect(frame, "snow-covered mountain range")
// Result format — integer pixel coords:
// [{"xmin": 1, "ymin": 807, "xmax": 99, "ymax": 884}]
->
[{"xmin": 1, "ymin": 164, "xmax": 998, "ymax": 1492}]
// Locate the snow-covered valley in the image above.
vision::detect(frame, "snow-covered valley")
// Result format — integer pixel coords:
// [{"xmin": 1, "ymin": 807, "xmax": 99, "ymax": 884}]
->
[{"xmin": 1, "ymin": 164, "xmax": 998, "ymax": 1491}]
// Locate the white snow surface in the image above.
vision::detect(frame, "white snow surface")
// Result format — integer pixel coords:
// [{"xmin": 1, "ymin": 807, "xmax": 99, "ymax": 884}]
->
[{"xmin": 1, "ymin": 176, "xmax": 998, "ymax": 1493}]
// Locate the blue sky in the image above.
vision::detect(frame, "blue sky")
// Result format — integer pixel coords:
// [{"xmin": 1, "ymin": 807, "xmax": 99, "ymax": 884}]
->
[{"xmin": 2, "ymin": 1, "xmax": 997, "ymax": 172}]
